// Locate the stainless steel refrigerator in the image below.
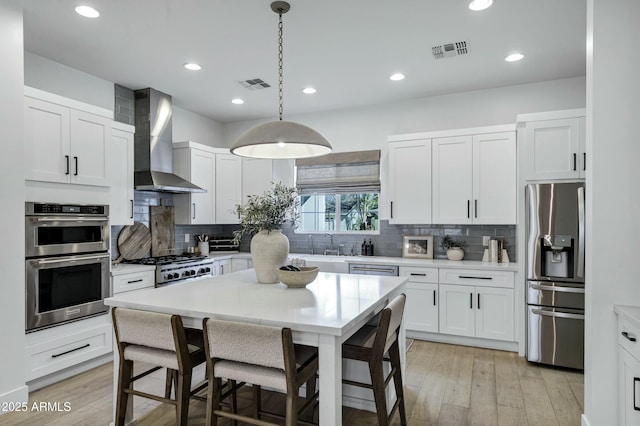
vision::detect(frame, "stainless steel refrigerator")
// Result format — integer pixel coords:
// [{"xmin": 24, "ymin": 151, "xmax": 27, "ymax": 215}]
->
[{"xmin": 525, "ymin": 182, "xmax": 585, "ymax": 370}]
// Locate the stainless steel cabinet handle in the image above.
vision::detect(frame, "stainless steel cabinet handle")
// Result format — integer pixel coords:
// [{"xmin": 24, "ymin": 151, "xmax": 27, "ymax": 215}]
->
[
  {"xmin": 192, "ymin": 203, "xmax": 196, "ymax": 220},
  {"xmin": 351, "ymin": 267, "xmax": 396, "ymax": 273},
  {"xmin": 623, "ymin": 331, "xmax": 637, "ymax": 342},
  {"xmin": 531, "ymin": 309, "xmax": 585, "ymax": 320},
  {"xmin": 74, "ymin": 156, "xmax": 78, "ymax": 176},
  {"xmin": 459, "ymin": 275, "xmax": 492, "ymax": 280},
  {"xmin": 530, "ymin": 284, "xmax": 585, "ymax": 293},
  {"xmin": 51, "ymin": 343, "xmax": 90, "ymax": 358}
]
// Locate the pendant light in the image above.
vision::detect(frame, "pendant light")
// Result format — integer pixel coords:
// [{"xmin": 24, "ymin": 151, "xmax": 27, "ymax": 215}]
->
[{"xmin": 230, "ymin": 1, "xmax": 332, "ymax": 159}]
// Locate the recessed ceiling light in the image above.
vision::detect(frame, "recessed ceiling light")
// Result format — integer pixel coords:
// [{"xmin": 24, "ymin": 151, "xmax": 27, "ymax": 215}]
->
[
  {"xmin": 231, "ymin": 98, "xmax": 244, "ymax": 105},
  {"xmin": 468, "ymin": 0, "xmax": 493, "ymax": 11},
  {"xmin": 505, "ymin": 52, "xmax": 525, "ymax": 62},
  {"xmin": 183, "ymin": 63, "xmax": 202, "ymax": 71},
  {"xmin": 389, "ymin": 73, "xmax": 405, "ymax": 81},
  {"xmin": 75, "ymin": 5, "xmax": 100, "ymax": 18},
  {"xmin": 302, "ymin": 87, "xmax": 317, "ymax": 94}
]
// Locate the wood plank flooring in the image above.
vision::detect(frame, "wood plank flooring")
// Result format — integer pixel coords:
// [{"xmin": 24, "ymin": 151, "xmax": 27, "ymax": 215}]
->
[{"xmin": 0, "ymin": 341, "xmax": 583, "ymax": 425}]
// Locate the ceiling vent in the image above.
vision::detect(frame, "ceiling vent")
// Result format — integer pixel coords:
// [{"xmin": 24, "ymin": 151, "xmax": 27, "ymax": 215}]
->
[
  {"xmin": 432, "ymin": 41, "xmax": 470, "ymax": 59},
  {"xmin": 237, "ymin": 78, "xmax": 272, "ymax": 90}
]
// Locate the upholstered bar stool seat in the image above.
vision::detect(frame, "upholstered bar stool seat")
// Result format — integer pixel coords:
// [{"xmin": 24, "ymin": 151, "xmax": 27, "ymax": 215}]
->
[
  {"xmin": 342, "ymin": 293, "xmax": 408, "ymax": 426},
  {"xmin": 203, "ymin": 318, "xmax": 319, "ymax": 426},
  {"xmin": 112, "ymin": 307, "xmax": 208, "ymax": 426}
]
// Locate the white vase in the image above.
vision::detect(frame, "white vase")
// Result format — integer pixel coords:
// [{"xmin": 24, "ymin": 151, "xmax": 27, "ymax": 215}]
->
[
  {"xmin": 250, "ymin": 230, "xmax": 289, "ymax": 284},
  {"xmin": 446, "ymin": 247, "xmax": 465, "ymax": 261}
]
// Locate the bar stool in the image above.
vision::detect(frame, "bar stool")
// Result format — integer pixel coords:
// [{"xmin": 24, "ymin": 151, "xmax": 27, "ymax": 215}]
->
[
  {"xmin": 111, "ymin": 307, "xmax": 208, "ymax": 426},
  {"xmin": 342, "ymin": 293, "xmax": 407, "ymax": 426},
  {"xmin": 202, "ymin": 318, "xmax": 319, "ymax": 426}
]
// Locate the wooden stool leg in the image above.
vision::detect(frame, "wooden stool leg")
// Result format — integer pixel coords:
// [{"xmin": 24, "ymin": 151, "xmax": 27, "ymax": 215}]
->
[
  {"xmin": 369, "ymin": 359, "xmax": 389, "ymax": 426},
  {"xmin": 165, "ymin": 369, "xmax": 176, "ymax": 399},
  {"xmin": 253, "ymin": 385, "xmax": 262, "ymax": 419},
  {"xmin": 229, "ymin": 380, "xmax": 238, "ymax": 426},
  {"xmin": 389, "ymin": 342, "xmax": 407, "ymax": 426},
  {"xmin": 206, "ymin": 377, "xmax": 221, "ymax": 426},
  {"xmin": 285, "ymin": 384, "xmax": 298, "ymax": 426},
  {"xmin": 176, "ymin": 371, "xmax": 192, "ymax": 426},
  {"xmin": 115, "ymin": 359, "xmax": 133, "ymax": 426}
]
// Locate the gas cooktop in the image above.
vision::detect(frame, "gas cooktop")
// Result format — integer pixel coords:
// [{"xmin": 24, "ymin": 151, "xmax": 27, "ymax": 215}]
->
[
  {"xmin": 122, "ymin": 255, "xmax": 215, "ymax": 285},
  {"xmin": 122, "ymin": 254, "xmax": 209, "ymax": 266}
]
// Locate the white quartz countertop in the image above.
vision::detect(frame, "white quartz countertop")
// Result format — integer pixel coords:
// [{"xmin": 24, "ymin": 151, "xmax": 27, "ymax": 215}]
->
[
  {"xmin": 110, "ymin": 263, "xmax": 156, "ymax": 276},
  {"xmin": 614, "ymin": 305, "xmax": 640, "ymax": 329},
  {"xmin": 105, "ymin": 269, "xmax": 407, "ymax": 336},
  {"xmin": 288, "ymin": 254, "xmax": 519, "ymax": 271}
]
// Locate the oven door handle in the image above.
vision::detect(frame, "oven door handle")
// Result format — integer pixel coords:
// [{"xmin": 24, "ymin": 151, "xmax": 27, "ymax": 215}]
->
[
  {"xmin": 531, "ymin": 309, "xmax": 585, "ymax": 320},
  {"xmin": 530, "ymin": 284, "xmax": 585, "ymax": 294},
  {"xmin": 35, "ymin": 217, "xmax": 107, "ymax": 222},
  {"xmin": 36, "ymin": 253, "xmax": 110, "ymax": 265}
]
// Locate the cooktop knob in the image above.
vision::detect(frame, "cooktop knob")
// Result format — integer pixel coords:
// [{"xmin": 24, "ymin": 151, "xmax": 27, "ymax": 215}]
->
[{"xmin": 205, "ymin": 267, "xmax": 211, "ymax": 272}]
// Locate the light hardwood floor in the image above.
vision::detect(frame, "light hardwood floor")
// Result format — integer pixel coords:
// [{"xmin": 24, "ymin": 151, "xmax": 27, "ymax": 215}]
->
[{"xmin": 0, "ymin": 340, "xmax": 583, "ymax": 425}]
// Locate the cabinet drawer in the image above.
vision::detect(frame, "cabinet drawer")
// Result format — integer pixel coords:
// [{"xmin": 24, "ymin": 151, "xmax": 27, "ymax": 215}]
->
[
  {"xmin": 400, "ymin": 266, "xmax": 438, "ymax": 283},
  {"xmin": 439, "ymin": 268, "xmax": 514, "ymax": 288},
  {"xmin": 112, "ymin": 270, "xmax": 155, "ymax": 294},
  {"xmin": 619, "ymin": 317, "xmax": 640, "ymax": 362},
  {"xmin": 25, "ymin": 323, "xmax": 112, "ymax": 381}
]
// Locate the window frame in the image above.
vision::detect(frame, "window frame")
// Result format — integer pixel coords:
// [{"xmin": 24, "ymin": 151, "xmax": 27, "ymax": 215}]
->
[{"xmin": 295, "ymin": 192, "xmax": 380, "ymax": 235}]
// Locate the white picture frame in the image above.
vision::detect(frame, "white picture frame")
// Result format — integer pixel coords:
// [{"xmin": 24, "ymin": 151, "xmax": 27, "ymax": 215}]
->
[{"xmin": 402, "ymin": 235, "xmax": 434, "ymax": 259}]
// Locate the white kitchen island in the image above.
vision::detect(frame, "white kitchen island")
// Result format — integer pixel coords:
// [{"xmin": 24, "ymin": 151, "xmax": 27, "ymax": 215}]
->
[{"xmin": 104, "ymin": 269, "xmax": 407, "ymax": 426}]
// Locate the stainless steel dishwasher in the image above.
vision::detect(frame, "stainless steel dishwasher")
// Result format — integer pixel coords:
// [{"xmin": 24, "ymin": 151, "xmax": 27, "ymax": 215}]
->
[{"xmin": 349, "ymin": 263, "xmax": 399, "ymax": 276}]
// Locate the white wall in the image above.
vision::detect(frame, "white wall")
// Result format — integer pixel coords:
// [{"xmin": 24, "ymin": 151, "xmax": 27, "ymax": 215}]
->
[
  {"xmin": 173, "ymin": 106, "xmax": 224, "ymax": 147},
  {"xmin": 0, "ymin": 2, "xmax": 28, "ymax": 407},
  {"xmin": 584, "ymin": 0, "xmax": 640, "ymax": 424}
]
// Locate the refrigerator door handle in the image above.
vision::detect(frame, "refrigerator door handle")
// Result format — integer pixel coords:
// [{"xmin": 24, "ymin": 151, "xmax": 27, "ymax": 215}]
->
[
  {"xmin": 577, "ymin": 186, "xmax": 585, "ymax": 279},
  {"xmin": 531, "ymin": 309, "xmax": 585, "ymax": 320},
  {"xmin": 530, "ymin": 283, "xmax": 585, "ymax": 294}
]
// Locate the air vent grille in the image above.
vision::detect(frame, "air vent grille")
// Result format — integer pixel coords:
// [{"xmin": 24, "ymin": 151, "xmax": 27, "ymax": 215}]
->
[
  {"xmin": 237, "ymin": 78, "xmax": 272, "ymax": 90},
  {"xmin": 432, "ymin": 40, "xmax": 470, "ymax": 59}
]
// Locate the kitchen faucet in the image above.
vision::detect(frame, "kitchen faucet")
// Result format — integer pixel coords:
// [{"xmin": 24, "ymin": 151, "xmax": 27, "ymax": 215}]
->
[{"xmin": 324, "ymin": 233, "xmax": 339, "ymax": 256}]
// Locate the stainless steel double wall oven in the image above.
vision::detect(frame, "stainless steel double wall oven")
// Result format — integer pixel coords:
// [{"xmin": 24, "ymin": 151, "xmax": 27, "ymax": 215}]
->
[{"xmin": 25, "ymin": 202, "xmax": 110, "ymax": 332}]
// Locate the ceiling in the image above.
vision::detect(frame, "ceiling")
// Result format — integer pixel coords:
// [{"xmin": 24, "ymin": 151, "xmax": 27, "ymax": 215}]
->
[{"xmin": 12, "ymin": 0, "xmax": 586, "ymax": 124}]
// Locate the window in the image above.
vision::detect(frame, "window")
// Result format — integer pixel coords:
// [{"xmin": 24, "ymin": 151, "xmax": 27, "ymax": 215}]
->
[{"xmin": 298, "ymin": 192, "xmax": 379, "ymax": 233}]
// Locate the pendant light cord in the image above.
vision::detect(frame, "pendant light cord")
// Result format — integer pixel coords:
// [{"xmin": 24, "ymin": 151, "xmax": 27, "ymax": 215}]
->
[{"xmin": 278, "ymin": 9, "xmax": 284, "ymax": 121}]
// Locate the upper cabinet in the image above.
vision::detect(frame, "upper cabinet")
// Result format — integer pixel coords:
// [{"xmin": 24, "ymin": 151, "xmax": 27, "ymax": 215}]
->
[
  {"xmin": 215, "ymin": 153, "xmax": 242, "ymax": 224},
  {"xmin": 173, "ymin": 143, "xmax": 216, "ymax": 225},
  {"xmin": 432, "ymin": 130, "xmax": 516, "ymax": 225},
  {"xmin": 387, "ymin": 138, "xmax": 432, "ymax": 224},
  {"xmin": 242, "ymin": 158, "xmax": 273, "ymax": 200},
  {"xmin": 110, "ymin": 124, "xmax": 135, "ymax": 226},
  {"xmin": 518, "ymin": 109, "xmax": 586, "ymax": 181},
  {"xmin": 24, "ymin": 88, "xmax": 112, "ymax": 187}
]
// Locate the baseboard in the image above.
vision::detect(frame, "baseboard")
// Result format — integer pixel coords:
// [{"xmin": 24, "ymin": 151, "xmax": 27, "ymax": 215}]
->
[
  {"xmin": 0, "ymin": 385, "xmax": 29, "ymax": 414},
  {"xmin": 581, "ymin": 413, "xmax": 590, "ymax": 426},
  {"xmin": 27, "ymin": 353, "xmax": 112, "ymax": 392},
  {"xmin": 406, "ymin": 330, "xmax": 518, "ymax": 352}
]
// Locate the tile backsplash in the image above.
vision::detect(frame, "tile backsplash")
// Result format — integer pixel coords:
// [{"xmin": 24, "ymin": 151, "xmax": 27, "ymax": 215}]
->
[{"xmin": 111, "ymin": 192, "xmax": 516, "ymax": 262}]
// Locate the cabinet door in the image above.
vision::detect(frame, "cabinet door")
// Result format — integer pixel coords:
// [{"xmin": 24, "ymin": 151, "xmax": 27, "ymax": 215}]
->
[
  {"xmin": 110, "ymin": 129, "xmax": 134, "ymax": 225},
  {"xmin": 475, "ymin": 287, "xmax": 514, "ymax": 341},
  {"xmin": 388, "ymin": 139, "xmax": 432, "ymax": 224},
  {"xmin": 216, "ymin": 154, "xmax": 242, "ymax": 224},
  {"xmin": 523, "ymin": 118, "xmax": 581, "ymax": 180},
  {"xmin": 439, "ymin": 284, "xmax": 474, "ymax": 337},
  {"xmin": 405, "ymin": 282, "xmax": 438, "ymax": 333},
  {"xmin": 432, "ymin": 136, "xmax": 473, "ymax": 224},
  {"xmin": 620, "ymin": 348, "xmax": 640, "ymax": 426},
  {"xmin": 190, "ymin": 150, "xmax": 216, "ymax": 224},
  {"xmin": 472, "ymin": 132, "xmax": 516, "ymax": 224},
  {"xmin": 219, "ymin": 259, "xmax": 231, "ymax": 275},
  {"xmin": 578, "ymin": 117, "xmax": 587, "ymax": 179},
  {"xmin": 242, "ymin": 158, "xmax": 273, "ymax": 199},
  {"xmin": 24, "ymin": 97, "xmax": 71, "ymax": 183},
  {"xmin": 69, "ymin": 109, "xmax": 111, "ymax": 186}
]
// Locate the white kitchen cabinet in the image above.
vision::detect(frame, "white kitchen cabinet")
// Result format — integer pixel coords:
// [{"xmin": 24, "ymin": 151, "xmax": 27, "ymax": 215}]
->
[
  {"xmin": 24, "ymin": 89, "xmax": 112, "ymax": 187},
  {"xmin": 242, "ymin": 158, "xmax": 273, "ymax": 199},
  {"xmin": 387, "ymin": 138, "xmax": 432, "ymax": 224},
  {"xmin": 616, "ymin": 307, "xmax": 640, "ymax": 425},
  {"xmin": 111, "ymin": 266, "xmax": 155, "ymax": 294},
  {"xmin": 231, "ymin": 257, "xmax": 253, "ymax": 273},
  {"xmin": 439, "ymin": 268, "xmax": 515, "ymax": 341},
  {"xmin": 173, "ymin": 143, "xmax": 216, "ymax": 224},
  {"xmin": 218, "ymin": 258, "xmax": 231, "ymax": 275},
  {"xmin": 109, "ymin": 124, "xmax": 135, "ymax": 225},
  {"xmin": 518, "ymin": 109, "xmax": 586, "ymax": 181},
  {"xmin": 216, "ymin": 153, "xmax": 242, "ymax": 224},
  {"xmin": 400, "ymin": 266, "xmax": 439, "ymax": 333},
  {"xmin": 432, "ymin": 131, "xmax": 516, "ymax": 224}
]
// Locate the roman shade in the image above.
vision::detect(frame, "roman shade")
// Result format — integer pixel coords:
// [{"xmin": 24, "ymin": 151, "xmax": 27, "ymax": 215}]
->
[{"xmin": 295, "ymin": 149, "xmax": 381, "ymax": 194}]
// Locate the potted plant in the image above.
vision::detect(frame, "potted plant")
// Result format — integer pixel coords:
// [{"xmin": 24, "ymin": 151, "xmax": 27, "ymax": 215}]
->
[
  {"xmin": 440, "ymin": 236, "xmax": 467, "ymax": 261},
  {"xmin": 233, "ymin": 183, "xmax": 299, "ymax": 283}
]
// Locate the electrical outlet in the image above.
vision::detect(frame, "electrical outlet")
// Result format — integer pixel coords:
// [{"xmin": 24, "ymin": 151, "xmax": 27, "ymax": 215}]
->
[
  {"xmin": 482, "ymin": 236, "xmax": 491, "ymax": 246},
  {"xmin": 185, "ymin": 233, "xmax": 190, "ymax": 243}
]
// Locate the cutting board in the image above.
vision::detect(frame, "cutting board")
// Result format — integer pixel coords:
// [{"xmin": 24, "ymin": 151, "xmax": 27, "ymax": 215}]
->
[
  {"xmin": 116, "ymin": 222, "xmax": 152, "ymax": 262},
  {"xmin": 150, "ymin": 205, "xmax": 175, "ymax": 256}
]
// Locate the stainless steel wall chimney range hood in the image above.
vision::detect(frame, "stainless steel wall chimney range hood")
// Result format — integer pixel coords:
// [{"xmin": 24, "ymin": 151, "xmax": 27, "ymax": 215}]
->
[{"xmin": 134, "ymin": 88, "xmax": 205, "ymax": 193}]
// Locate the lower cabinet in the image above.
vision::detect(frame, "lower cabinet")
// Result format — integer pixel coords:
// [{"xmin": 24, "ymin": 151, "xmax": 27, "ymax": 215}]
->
[
  {"xmin": 617, "ymin": 308, "xmax": 640, "ymax": 425},
  {"xmin": 438, "ymin": 268, "xmax": 515, "ymax": 342},
  {"xmin": 219, "ymin": 258, "xmax": 231, "ymax": 275},
  {"xmin": 400, "ymin": 266, "xmax": 439, "ymax": 333},
  {"xmin": 231, "ymin": 257, "xmax": 253, "ymax": 273}
]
